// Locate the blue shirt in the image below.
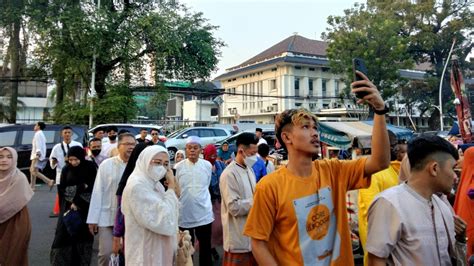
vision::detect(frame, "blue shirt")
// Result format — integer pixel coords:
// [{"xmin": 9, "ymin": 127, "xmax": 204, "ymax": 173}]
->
[
  {"xmin": 218, "ymin": 148, "xmax": 232, "ymax": 161},
  {"xmin": 252, "ymin": 157, "xmax": 268, "ymax": 182}
]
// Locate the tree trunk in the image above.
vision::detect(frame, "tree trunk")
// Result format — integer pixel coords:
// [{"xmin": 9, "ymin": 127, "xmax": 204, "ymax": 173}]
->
[
  {"xmin": 55, "ymin": 72, "xmax": 65, "ymax": 105},
  {"xmin": 9, "ymin": 12, "xmax": 21, "ymax": 123},
  {"xmin": 95, "ymin": 66, "xmax": 108, "ymax": 99}
]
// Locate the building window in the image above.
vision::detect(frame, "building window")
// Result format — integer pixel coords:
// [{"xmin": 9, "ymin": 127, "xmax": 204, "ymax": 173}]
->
[
  {"xmin": 322, "ymin": 79, "xmax": 327, "ymax": 97},
  {"xmin": 308, "ymin": 79, "xmax": 313, "ymax": 95},
  {"xmin": 295, "ymin": 78, "xmax": 300, "ymax": 97},
  {"xmin": 334, "ymin": 81, "xmax": 339, "ymax": 97},
  {"xmin": 309, "ymin": 67, "xmax": 315, "ymax": 71},
  {"xmin": 271, "ymin": 68, "xmax": 277, "ymax": 72},
  {"xmin": 295, "ymin": 103, "xmax": 302, "ymax": 107},
  {"xmin": 270, "ymin": 79, "xmax": 277, "ymax": 91},
  {"xmin": 322, "ymin": 67, "xmax": 330, "ymax": 72},
  {"xmin": 295, "ymin": 66, "xmax": 302, "ymax": 70}
]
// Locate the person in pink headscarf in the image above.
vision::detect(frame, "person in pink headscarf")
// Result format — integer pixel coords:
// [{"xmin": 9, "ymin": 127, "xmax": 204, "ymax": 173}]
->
[{"xmin": 0, "ymin": 147, "xmax": 34, "ymax": 266}]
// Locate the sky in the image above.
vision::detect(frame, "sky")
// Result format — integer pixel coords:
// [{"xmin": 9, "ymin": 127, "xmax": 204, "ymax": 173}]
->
[{"xmin": 180, "ymin": 0, "xmax": 360, "ymax": 79}]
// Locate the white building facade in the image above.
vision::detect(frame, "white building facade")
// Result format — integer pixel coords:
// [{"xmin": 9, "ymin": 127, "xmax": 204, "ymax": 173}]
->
[{"xmin": 216, "ymin": 35, "xmax": 363, "ymax": 124}]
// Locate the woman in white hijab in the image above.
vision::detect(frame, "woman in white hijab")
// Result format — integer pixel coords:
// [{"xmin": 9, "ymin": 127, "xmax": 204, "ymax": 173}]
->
[{"xmin": 121, "ymin": 145, "xmax": 182, "ymax": 265}]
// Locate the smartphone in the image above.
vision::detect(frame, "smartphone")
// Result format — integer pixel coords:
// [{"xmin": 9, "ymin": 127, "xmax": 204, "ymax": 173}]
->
[{"xmin": 352, "ymin": 58, "xmax": 369, "ymax": 99}]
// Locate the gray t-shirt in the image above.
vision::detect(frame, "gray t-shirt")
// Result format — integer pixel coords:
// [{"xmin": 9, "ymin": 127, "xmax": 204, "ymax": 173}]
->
[{"xmin": 366, "ymin": 183, "xmax": 455, "ymax": 265}]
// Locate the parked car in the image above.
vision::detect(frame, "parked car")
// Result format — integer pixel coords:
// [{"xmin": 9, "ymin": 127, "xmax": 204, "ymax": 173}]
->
[
  {"xmin": 214, "ymin": 129, "xmax": 276, "ymax": 155},
  {"xmin": 0, "ymin": 124, "xmax": 88, "ymax": 180},
  {"xmin": 88, "ymin": 123, "xmax": 167, "ymax": 142},
  {"xmin": 165, "ymin": 127, "xmax": 232, "ymax": 160}
]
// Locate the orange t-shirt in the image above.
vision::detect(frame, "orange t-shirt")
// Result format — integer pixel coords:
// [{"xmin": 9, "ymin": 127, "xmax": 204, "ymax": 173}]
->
[{"xmin": 243, "ymin": 158, "xmax": 368, "ymax": 265}]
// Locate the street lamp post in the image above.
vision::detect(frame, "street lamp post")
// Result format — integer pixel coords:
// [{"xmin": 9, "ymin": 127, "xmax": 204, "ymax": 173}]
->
[{"xmin": 438, "ymin": 38, "xmax": 457, "ymax": 132}]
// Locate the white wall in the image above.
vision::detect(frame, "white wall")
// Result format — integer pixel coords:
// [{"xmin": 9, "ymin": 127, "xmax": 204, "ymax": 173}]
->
[{"xmin": 183, "ymin": 100, "xmax": 215, "ymax": 121}]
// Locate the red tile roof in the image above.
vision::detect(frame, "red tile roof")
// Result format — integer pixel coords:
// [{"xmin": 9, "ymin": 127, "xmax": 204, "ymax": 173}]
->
[{"xmin": 228, "ymin": 35, "xmax": 328, "ymax": 71}]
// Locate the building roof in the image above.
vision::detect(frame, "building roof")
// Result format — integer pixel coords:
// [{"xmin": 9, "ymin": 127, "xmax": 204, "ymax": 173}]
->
[{"xmin": 228, "ymin": 35, "xmax": 328, "ymax": 71}]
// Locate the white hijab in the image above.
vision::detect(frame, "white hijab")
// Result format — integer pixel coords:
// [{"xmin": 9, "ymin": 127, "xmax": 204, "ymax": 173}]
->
[{"xmin": 128, "ymin": 145, "xmax": 169, "ymax": 185}]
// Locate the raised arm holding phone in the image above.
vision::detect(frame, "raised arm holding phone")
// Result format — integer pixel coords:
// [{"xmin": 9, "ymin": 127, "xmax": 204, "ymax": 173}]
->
[{"xmin": 243, "ymin": 64, "xmax": 390, "ymax": 265}]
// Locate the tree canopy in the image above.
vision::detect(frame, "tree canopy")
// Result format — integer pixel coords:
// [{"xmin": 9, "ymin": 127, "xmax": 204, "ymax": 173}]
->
[
  {"xmin": 0, "ymin": 0, "xmax": 224, "ymax": 124},
  {"xmin": 322, "ymin": 0, "xmax": 473, "ymax": 128}
]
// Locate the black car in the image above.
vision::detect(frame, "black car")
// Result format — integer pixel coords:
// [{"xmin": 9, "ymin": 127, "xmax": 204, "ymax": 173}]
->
[
  {"xmin": 0, "ymin": 124, "xmax": 88, "ymax": 180},
  {"xmin": 215, "ymin": 129, "xmax": 276, "ymax": 154}
]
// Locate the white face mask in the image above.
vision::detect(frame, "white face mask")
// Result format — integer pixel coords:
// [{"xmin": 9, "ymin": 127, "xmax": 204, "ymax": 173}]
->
[
  {"xmin": 244, "ymin": 154, "xmax": 258, "ymax": 168},
  {"xmin": 149, "ymin": 165, "xmax": 167, "ymax": 182}
]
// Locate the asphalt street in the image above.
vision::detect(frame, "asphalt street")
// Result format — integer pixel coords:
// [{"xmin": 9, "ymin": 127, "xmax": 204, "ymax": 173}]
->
[
  {"xmin": 27, "ymin": 184, "xmax": 99, "ymax": 266},
  {"xmin": 27, "ymin": 184, "xmax": 221, "ymax": 266}
]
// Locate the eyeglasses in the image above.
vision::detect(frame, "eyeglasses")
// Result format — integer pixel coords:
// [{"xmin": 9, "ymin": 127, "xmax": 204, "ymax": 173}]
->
[
  {"xmin": 121, "ymin": 142, "xmax": 136, "ymax": 146},
  {"xmin": 151, "ymin": 133, "xmax": 158, "ymax": 136}
]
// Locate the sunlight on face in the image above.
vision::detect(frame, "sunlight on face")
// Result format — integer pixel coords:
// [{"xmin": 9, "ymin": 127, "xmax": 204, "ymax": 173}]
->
[{"xmin": 0, "ymin": 149, "xmax": 13, "ymax": 171}]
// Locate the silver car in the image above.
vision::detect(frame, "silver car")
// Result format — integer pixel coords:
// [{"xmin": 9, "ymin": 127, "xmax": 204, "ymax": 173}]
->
[{"xmin": 165, "ymin": 127, "xmax": 231, "ymax": 160}]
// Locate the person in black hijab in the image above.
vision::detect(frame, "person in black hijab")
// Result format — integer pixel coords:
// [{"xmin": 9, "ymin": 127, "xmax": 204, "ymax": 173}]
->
[{"xmin": 50, "ymin": 146, "xmax": 97, "ymax": 266}]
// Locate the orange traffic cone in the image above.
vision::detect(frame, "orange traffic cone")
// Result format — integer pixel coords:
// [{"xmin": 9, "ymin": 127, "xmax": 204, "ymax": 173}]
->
[{"xmin": 53, "ymin": 194, "xmax": 59, "ymax": 215}]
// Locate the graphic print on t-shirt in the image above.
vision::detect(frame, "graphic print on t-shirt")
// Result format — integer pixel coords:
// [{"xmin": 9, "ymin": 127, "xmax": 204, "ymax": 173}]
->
[{"xmin": 293, "ymin": 187, "xmax": 341, "ymax": 265}]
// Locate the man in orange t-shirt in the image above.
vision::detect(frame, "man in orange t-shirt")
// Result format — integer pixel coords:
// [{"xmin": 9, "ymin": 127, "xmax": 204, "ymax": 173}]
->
[{"xmin": 243, "ymin": 71, "xmax": 391, "ymax": 265}]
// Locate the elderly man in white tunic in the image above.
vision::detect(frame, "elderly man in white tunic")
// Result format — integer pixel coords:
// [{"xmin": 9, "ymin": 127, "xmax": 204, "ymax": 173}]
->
[
  {"xmin": 122, "ymin": 145, "xmax": 182, "ymax": 265},
  {"xmin": 175, "ymin": 136, "xmax": 214, "ymax": 266}
]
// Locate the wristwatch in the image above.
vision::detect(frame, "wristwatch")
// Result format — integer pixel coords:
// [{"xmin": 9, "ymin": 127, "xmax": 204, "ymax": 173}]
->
[{"xmin": 372, "ymin": 104, "xmax": 389, "ymax": 115}]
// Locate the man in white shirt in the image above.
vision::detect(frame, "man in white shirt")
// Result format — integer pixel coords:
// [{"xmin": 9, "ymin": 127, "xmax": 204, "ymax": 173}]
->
[
  {"xmin": 100, "ymin": 126, "xmax": 118, "ymax": 158},
  {"xmin": 220, "ymin": 132, "xmax": 258, "ymax": 265},
  {"xmin": 87, "ymin": 133, "xmax": 136, "ymax": 266},
  {"xmin": 367, "ymin": 135, "xmax": 467, "ymax": 265},
  {"xmin": 175, "ymin": 136, "xmax": 214, "ymax": 266},
  {"xmin": 29, "ymin": 121, "xmax": 54, "ymax": 190},
  {"xmin": 87, "ymin": 137, "xmax": 107, "ymax": 168},
  {"xmin": 48, "ymin": 126, "xmax": 83, "ymax": 217},
  {"xmin": 255, "ymin": 128, "xmax": 267, "ymax": 146},
  {"xmin": 50, "ymin": 126, "xmax": 83, "ymax": 185}
]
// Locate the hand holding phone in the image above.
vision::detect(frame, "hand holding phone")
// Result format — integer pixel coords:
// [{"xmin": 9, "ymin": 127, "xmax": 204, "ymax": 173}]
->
[{"xmin": 352, "ymin": 58, "xmax": 370, "ymax": 99}]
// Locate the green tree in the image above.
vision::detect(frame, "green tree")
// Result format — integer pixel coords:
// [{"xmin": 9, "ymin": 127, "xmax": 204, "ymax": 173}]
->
[
  {"xmin": 0, "ymin": 0, "xmax": 28, "ymax": 123},
  {"xmin": 28, "ymin": 1, "xmax": 223, "ymax": 105},
  {"xmin": 322, "ymin": 3, "xmax": 414, "ymax": 100},
  {"xmin": 323, "ymin": 1, "xmax": 473, "ymax": 129}
]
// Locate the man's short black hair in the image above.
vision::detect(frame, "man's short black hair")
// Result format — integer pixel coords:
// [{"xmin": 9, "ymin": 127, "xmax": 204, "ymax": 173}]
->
[
  {"xmin": 236, "ymin": 132, "xmax": 258, "ymax": 148},
  {"xmin": 258, "ymin": 143, "xmax": 270, "ymax": 157},
  {"xmin": 62, "ymin": 126, "xmax": 72, "ymax": 132},
  {"xmin": 256, "ymin": 128, "xmax": 263, "ymax": 133},
  {"xmin": 408, "ymin": 135, "xmax": 459, "ymax": 171},
  {"xmin": 93, "ymin": 127, "xmax": 104, "ymax": 134},
  {"xmin": 107, "ymin": 126, "xmax": 118, "ymax": 133},
  {"xmin": 37, "ymin": 121, "xmax": 46, "ymax": 130},
  {"xmin": 150, "ymin": 128, "xmax": 159, "ymax": 133},
  {"xmin": 140, "ymin": 128, "xmax": 148, "ymax": 132},
  {"xmin": 89, "ymin": 137, "xmax": 102, "ymax": 144},
  {"xmin": 118, "ymin": 129, "xmax": 129, "ymax": 135}
]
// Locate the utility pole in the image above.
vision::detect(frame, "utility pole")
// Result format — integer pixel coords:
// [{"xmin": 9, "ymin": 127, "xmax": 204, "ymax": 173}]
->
[{"xmin": 89, "ymin": 0, "xmax": 100, "ymax": 128}]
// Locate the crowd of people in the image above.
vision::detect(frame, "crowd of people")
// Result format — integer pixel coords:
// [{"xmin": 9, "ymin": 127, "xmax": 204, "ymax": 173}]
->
[{"xmin": 0, "ymin": 73, "xmax": 473, "ymax": 266}]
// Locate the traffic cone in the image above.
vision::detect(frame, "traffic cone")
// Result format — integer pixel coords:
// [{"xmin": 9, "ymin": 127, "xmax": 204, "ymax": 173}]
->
[{"xmin": 53, "ymin": 194, "xmax": 59, "ymax": 215}]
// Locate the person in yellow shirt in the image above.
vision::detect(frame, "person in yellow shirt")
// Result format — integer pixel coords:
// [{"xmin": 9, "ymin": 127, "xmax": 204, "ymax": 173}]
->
[
  {"xmin": 243, "ymin": 72, "xmax": 391, "ymax": 266},
  {"xmin": 358, "ymin": 143, "xmax": 407, "ymax": 266}
]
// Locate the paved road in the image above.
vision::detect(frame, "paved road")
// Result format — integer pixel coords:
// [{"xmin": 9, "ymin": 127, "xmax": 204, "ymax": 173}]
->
[
  {"xmin": 27, "ymin": 185, "xmax": 97, "ymax": 266},
  {"xmin": 27, "ymin": 184, "xmax": 222, "ymax": 266}
]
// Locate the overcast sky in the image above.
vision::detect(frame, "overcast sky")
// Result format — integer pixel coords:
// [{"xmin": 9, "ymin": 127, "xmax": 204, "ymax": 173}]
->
[{"xmin": 180, "ymin": 0, "xmax": 359, "ymax": 78}]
